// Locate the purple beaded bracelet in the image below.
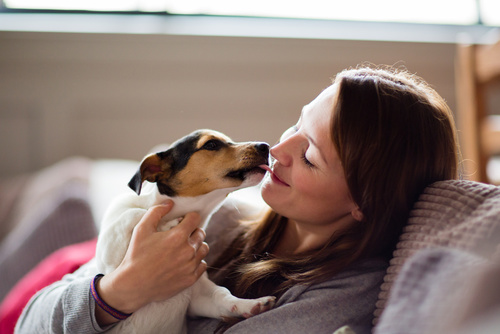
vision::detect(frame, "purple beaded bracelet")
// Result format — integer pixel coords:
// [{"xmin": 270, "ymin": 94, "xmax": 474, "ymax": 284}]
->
[{"xmin": 90, "ymin": 274, "xmax": 133, "ymax": 321}]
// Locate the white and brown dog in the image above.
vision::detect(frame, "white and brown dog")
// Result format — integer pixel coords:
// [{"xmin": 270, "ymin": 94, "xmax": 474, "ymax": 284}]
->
[{"xmin": 95, "ymin": 129, "xmax": 275, "ymax": 334}]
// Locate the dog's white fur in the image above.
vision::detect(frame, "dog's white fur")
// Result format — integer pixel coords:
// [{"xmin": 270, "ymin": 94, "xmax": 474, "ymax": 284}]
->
[{"xmin": 94, "ymin": 137, "xmax": 274, "ymax": 333}]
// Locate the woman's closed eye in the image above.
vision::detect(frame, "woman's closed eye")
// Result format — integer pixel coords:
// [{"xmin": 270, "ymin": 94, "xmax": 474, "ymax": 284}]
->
[
  {"xmin": 291, "ymin": 125, "xmax": 315, "ymax": 168},
  {"xmin": 301, "ymin": 151, "xmax": 315, "ymax": 168}
]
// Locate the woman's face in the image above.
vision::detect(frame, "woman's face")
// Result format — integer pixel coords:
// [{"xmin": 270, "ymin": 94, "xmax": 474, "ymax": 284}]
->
[{"xmin": 261, "ymin": 84, "xmax": 359, "ymax": 227}]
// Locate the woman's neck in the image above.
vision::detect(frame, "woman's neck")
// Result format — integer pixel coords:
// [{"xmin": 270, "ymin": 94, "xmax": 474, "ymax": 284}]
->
[{"xmin": 273, "ymin": 216, "xmax": 356, "ymax": 256}]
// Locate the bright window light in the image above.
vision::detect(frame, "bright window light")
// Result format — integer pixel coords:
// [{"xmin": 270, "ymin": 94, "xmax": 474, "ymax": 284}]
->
[
  {"xmin": 480, "ymin": 0, "xmax": 500, "ymax": 26},
  {"xmin": 2, "ymin": 0, "xmax": 171, "ymax": 11},
  {"xmin": 164, "ymin": 0, "xmax": 479, "ymax": 25},
  {"xmin": 3, "ymin": 0, "xmax": 497, "ymax": 26}
]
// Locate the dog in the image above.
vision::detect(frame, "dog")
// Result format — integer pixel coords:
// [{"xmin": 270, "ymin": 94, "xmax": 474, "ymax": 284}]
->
[{"xmin": 94, "ymin": 129, "xmax": 275, "ymax": 334}]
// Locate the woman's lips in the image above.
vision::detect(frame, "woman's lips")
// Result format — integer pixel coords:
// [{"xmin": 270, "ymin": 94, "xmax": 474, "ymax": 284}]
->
[{"xmin": 259, "ymin": 164, "xmax": 289, "ymax": 186}]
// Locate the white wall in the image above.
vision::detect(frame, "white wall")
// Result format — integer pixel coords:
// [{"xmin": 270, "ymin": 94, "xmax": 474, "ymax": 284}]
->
[{"xmin": 0, "ymin": 30, "xmax": 457, "ymax": 177}]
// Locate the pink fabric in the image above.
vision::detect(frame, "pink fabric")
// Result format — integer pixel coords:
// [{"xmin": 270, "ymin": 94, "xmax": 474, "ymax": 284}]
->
[{"xmin": 0, "ymin": 238, "xmax": 97, "ymax": 334}]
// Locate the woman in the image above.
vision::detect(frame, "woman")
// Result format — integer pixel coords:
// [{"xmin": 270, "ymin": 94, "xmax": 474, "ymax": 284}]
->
[{"xmin": 15, "ymin": 65, "xmax": 460, "ymax": 334}]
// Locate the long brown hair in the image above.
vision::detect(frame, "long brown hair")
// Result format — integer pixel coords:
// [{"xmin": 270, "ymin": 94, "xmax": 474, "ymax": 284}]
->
[
  {"xmin": 210, "ymin": 65, "xmax": 460, "ymax": 318},
  {"xmin": 331, "ymin": 66, "xmax": 460, "ymax": 259}
]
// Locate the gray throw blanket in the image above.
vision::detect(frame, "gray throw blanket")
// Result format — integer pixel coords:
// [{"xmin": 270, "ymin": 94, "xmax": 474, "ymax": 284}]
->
[{"xmin": 373, "ymin": 179, "xmax": 500, "ymax": 332}]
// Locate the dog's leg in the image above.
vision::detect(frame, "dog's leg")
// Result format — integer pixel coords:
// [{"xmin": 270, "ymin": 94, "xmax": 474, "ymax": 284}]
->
[{"xmin": 188, "ymin": 273, "xmax": 275, "ymax": 319}]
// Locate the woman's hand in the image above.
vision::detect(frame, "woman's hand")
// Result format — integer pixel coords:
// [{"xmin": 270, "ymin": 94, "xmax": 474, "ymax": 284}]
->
[{"xmin": 95, "ymin": 201, "xmax": 209, "ymax": 326}]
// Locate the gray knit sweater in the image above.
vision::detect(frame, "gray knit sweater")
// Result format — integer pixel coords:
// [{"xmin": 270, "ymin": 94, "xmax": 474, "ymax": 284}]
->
[
  {"xmin": 15, "ymin": 200, "xmax": 386, "ymax": 334},
  {"xmin": 15, "ymin": 256, "xmax": 385, "ymax": 334}
]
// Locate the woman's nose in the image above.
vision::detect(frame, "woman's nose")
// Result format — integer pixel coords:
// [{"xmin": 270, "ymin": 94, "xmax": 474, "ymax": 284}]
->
[{"xmin": 270, "ymin": 140, "xmax": 292, "ymax": 167}]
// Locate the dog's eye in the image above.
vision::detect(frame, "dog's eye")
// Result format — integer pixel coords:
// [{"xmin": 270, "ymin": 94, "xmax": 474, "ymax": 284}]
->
[{"xmin": 201, "ymin": 139, "xmax": 224, "ymax": 151}]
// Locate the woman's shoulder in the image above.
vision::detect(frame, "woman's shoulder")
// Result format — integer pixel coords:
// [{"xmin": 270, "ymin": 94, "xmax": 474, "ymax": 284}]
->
[
  {"xmin": 324, "ymin": 257, "xmax": 388, "ymax": 289},
  {"xmin": 335, "ymin": 257, "xmax": 389, "ymax": 281}
]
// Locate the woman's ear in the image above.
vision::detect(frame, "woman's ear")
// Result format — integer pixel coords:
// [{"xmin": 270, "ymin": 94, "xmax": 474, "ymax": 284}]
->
[{"xmin": 351, "ymin": 207, "xmax": 364, "ymax": 222}]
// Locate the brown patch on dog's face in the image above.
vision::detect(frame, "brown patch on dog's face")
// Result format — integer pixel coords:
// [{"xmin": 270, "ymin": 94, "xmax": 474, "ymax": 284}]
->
[{"xmin": 128, "ymin": 129, "xmax": 269, "ymax": 197}]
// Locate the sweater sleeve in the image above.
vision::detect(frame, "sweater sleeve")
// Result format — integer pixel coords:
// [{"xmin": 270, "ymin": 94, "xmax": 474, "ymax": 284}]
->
[
  {"xmin": 187, "ymin": 258, "xmax": 387, "ymax": 334},
  {"xmin": 14, "ymin": 262, "xmax": 109, "ymax": 334},
  {"xmin": 12, "ymin": 200, "xmax": 250, "ymax": 334}
]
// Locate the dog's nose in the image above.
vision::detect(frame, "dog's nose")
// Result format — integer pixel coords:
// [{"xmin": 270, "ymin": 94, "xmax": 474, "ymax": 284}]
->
[{"xmin": 255, "ymin": 142, "xmax": 270, "ymax": 156}]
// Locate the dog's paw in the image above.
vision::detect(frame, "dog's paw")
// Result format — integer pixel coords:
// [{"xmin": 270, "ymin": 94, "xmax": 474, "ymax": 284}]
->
[{"xmin": 230, "ymin": 296, "xmax": 276, "ymax": 318}]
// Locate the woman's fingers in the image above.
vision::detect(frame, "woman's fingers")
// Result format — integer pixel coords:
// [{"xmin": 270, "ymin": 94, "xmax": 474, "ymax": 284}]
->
[
  {"xmin": 134, "ymin": 201, "xmax": 174, "ymax": 236},
  {"xmin": 101, "ymin": 204, "xmax": 210, "ymax": 314},
  {"xmin": 174, "ymin": 211, "xmax": 202, "ymax": 235},
  {"xmin": 195, "ymin": 259, "xmax": 208, "ymax": 279},
  {"xmin": 189, "ymin": 228, "xmax": 206, "ymax": 251}
]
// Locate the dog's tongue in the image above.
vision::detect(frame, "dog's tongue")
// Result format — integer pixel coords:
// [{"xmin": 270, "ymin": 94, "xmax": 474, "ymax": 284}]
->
[{"xmin": 259, "ymin": 164, "xmax": 273, "ymax": 173}]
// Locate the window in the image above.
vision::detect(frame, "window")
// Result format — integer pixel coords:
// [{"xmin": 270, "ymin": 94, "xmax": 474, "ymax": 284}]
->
[{"xmin": 2, "ymin": 0, "xmax": 500, "ymax": 26}]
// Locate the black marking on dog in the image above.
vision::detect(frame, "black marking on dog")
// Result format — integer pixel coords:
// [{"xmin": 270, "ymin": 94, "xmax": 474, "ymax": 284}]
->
[
  {"xmin": 164, "ymin": 131, "xmax": 203, "ymax": 174},
  {"xmin": 128, "ymin": 131, "xmax": 206, "ymax": 196},
  {"xmin": 128, "ymin": 172, "xmax": 143, "ymax": 194},
  {"xmin": 157, "ymin": 182, "xmax": 177, "ymax": 197}
]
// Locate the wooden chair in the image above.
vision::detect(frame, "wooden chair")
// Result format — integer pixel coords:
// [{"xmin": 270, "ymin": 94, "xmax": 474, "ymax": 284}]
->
[{"xmin": 455, "ymin": 37, "xmax": 500, "ymax": 184}]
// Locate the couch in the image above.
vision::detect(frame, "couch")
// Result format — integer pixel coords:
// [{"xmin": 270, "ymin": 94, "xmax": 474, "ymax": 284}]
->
[{"xmin": 0, "ymin": 157, "xmax": 499, "ymax": 333}]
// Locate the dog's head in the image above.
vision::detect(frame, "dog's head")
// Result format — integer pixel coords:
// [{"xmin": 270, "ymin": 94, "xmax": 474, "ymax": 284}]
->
[{"xmin": 128, "ymin": 129, "xmax": 270, "ymax": 197}]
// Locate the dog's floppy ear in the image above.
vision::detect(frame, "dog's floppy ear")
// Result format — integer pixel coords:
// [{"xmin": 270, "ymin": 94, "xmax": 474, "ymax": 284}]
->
[{"xmin": 128, "ymin": 154, "xmax": 164, "ymax": 195}]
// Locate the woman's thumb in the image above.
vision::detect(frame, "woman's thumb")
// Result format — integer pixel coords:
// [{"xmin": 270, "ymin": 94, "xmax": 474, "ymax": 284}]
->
[{"xmin": 135, "ymin": 201, "xmax": 174, "ymax": 234}]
